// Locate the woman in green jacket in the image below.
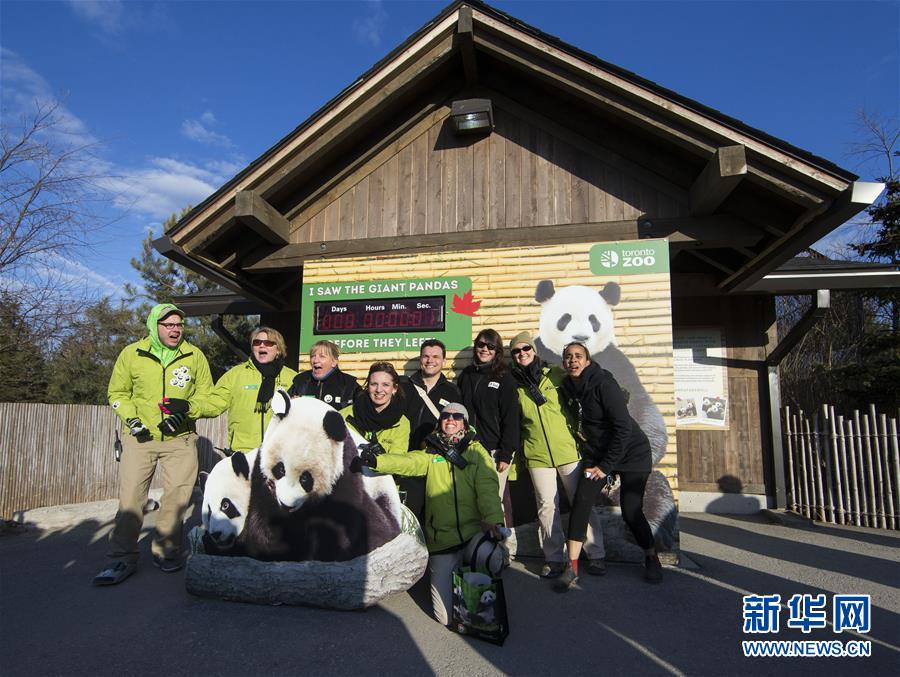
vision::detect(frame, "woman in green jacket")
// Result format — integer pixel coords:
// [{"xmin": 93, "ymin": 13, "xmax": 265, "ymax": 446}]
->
[
  {"xmin": 360, "ymin": 402, "xmax": 505, "ymax": 626},
  {"xmin": 341, "ymin": 362, "xmax": 410, "ymax": 455},
  {"xmin": 190, "ymin": 327, "xmax": 297, "ymax": 454},
  {"xmin": 509, "ymin": 331, "xmax": 606, "ymax": 579}
]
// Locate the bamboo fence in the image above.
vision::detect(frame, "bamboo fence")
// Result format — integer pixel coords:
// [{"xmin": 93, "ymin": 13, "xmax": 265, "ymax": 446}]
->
[
  {"xmin": 784, "ymin": 404, "xmax": 900, "ymax": 530},
  {"xmin": 0, "ymin": 403, "xmax": 228, "ymax": 519}
]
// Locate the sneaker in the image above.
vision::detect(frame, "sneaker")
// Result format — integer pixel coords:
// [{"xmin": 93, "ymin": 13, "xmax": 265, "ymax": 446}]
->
[
  {"xmin": 93, "ymin": 560, "xmax": 136, "ymax": 586},
  {"xmin": 152, "ymin": 554, "xmax": 185, "ymax": 573},
  {"xmin": 587, "ymin": 559, "xmax": 607, "ymax": 576},
  {"xmin": 552, "ymin": 564, "xmax": 578, "ymax": 592},
  {"xmin": 644, "ymin": 554, "xmax": 663, "ymax": 584},
  {"xmin": 540, "ymin": 562, "xmax": 566, "ymax": 579}
]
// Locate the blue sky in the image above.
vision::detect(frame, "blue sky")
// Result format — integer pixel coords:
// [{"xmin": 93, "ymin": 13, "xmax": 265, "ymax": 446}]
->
[{"xmin": 2, "ymin": 0, "xmax": 898, "ymax": 300}]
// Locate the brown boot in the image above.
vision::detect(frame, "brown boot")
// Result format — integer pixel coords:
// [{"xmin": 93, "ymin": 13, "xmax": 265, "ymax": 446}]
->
[{"xmin": 553, "ymin": 563, "xmax": 578, "ymax": 592}]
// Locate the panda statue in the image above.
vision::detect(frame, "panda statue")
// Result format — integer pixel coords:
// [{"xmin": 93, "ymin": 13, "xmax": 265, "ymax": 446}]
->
[
  {"xmin": 532, "ymin": 279, "xmax": 677, "ymax": 549},
  {"xmin": 198, "ymin": 449, "xmax": 256, "ymax": 556},
  {"xmin": 237, "ymin": 391, "xmax": 403, "ymax": 562}
]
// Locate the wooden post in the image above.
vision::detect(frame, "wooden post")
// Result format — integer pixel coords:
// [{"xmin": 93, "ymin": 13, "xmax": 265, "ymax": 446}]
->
[
  {"xmin": 854, "ymin": 410, "xmax": 871, "ymax": 527},
  {"xmin": 807, "ymin": 414, "xmax": 826, "ymax": 522},
  {"xmin": 860, "ymin": 411, "xmax": 882, "ymax": 528},
  {"xmin": 879, "ymin": 413, "xmax": 896, "ymax": 530},
  {"xmin": 784, "ymin": 406, "xmax": 798, "ymax": 513},
  {"xmin": 821, "ymin": 405, "xmax": 837, "ymax": 523},
  {"xmin": 838, "ymin": 415, "xmax": 860, "ymax": 526},
  {"xmin": 866, "ymin": 406, "xmax": 887, "ymax": 529},
  {"xmin": 827, "ymin": 406, "xmax": 846, "ymax": 525},
  {"xmin": 891, "ymin": 418, "xmax": 900, "ymax": 529},
  {"xmin": 797, "ymin": 410, "xmax": 811, "ymax": 519}
]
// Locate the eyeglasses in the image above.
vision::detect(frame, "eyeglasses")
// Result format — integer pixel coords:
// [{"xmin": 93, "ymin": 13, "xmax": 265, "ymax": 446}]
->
[
  {"xmin": 475, "ymin": 340, "xmax": 497, "ymax": 351},
  {"xmin": 510, "ymin": 345, "xmax": 533, "ymax": 356},
  {"xmin": 252, "ymin": 339, "xmax": 276, "ymax": 347},
  {"xmin": 158, "ymin": 322, "xmax": 184, "ymax": 330},
  {"xmin": 440, "ymin": 412, "xmax": 466, "ymax": 421}
]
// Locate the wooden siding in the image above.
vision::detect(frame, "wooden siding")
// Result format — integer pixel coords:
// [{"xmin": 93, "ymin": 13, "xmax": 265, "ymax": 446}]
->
[
  {"xmin": 673, "ymin": 296, "xmax": 775, "ymax": 494},
  {"xmin": 291, "ymin": 105, "xmax": 689, "ymax": 243},
  {"xmin": 0, "ymin": 403, "xmax": 228, "ymax": 518}
]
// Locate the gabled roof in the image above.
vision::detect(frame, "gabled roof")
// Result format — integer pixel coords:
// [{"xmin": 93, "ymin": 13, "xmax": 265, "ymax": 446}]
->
[{"xmin": 159, "ymin": 0, "xmax": 883, "ymax": 309}]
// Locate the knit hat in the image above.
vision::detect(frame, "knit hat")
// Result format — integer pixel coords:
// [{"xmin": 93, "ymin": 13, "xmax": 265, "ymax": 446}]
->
[
  {"xmin": 440, "ymin": 401, "xmax": 469, "ymax": 423},
  {"xmin": 509, "ymin": 331, "xmax": 533, "ymax": 350}
]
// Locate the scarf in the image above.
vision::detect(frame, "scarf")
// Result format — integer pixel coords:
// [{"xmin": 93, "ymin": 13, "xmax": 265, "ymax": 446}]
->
[
  {"xmin": 349, "ymin": 390, "xmax": 404, "ymax": 434},
  {"xmin": 512, "ymin": 359, "xmax": 547, "ymax": 406},
  {"xmin": 437, "ymin": 428, "xmax": 467, "ymax": 447},
  {"xmin": 146, "ymin": 303, "xmax": 183, "ymax": 367},
  {"xmin": 252, "ymin": 355, "xmax": 285, "ymax": 413}
]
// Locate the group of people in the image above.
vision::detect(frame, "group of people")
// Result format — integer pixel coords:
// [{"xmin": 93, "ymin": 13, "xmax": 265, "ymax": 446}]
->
[{"xmin": 96, "ymin": 304, "xmax": 662, "ymax": 627}]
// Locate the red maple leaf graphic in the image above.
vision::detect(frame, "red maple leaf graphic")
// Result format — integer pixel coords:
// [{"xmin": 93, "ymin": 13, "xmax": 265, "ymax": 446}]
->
[{"xmin": 451, "ymin": 290, "xmax": 481, "ymax": 316}]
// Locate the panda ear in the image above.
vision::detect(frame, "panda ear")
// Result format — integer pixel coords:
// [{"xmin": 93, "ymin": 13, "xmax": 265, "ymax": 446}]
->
[
  {"xmin": 271, "ymin": 388, "xmax": 291, "ymax": 419},
  {"xmin": 599, "ymin": 281, "xmax": 621, "ymax": 306},
  {"xmin": 535, "ymin": 280, "xmax": 555, "ymax": 303},
  {"xmin": 231, "ymin": 451, "xmax": 250, "ymax": 480},
  {"xmin": 323, "ymin": 409, "xmax": 347, "ymax": 443},
  {"xmin": 199, "ymin": 471, "xmax": 209, "ymax": 493}
]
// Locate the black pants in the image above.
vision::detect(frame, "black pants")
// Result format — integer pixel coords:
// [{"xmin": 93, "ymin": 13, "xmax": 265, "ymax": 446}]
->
[{"xmin": 569, "ymin": 470, "xmax": 654, "ymax": 551}]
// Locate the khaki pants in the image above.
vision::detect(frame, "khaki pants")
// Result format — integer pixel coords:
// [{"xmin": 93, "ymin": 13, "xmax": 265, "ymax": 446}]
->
[
  {"xmin": 108, "ymin": 433, "xmax": 199, "ymax": 562},
  {"xmin": 529, "ymin": 460, "xmax": 605, "ymax": 563}
]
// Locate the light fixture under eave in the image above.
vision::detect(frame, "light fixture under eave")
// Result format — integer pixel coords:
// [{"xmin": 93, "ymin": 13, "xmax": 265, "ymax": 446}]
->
[{"xmin": 451, "ymin": 98, "xmax": 493, "ymax": 135}]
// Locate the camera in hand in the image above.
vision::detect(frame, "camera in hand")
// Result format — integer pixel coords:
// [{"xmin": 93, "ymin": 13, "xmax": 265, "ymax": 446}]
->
[{"xmin": 424, "ymin": 432, "xmax": 469, "ymax": 470}]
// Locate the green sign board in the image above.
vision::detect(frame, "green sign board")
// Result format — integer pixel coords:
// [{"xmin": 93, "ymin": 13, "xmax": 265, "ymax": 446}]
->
[
  {"xmin": 589, "ymin": 239, "xmax": 669, "ymax": 276},
  {"xmin": 300, "ymin": 276, "xmax": 474, "ymax": 353}
]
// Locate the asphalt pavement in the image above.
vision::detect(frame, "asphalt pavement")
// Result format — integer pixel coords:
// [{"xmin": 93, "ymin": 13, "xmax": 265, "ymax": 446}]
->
[{"xmin": 1, "ymin": 500, "xmax": 897, "ymax": 676}]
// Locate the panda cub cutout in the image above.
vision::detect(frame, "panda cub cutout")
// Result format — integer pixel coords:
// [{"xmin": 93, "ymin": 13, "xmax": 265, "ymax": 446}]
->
[
  {"xmin": 533, "ymin": 279, "xmax": 676, "ymax": 548},
  {"xmin": 239, "ymin": 391, "xmax": 402, "ymax": 562},
  {"xmin": 199, "ymin": 450, "xmax": 256, "ymax": 556}
]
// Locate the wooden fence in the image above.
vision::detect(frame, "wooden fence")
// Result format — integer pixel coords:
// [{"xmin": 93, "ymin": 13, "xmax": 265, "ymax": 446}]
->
[
  {"xmin": 0, "ymin": 403, "xmax": 228, "ymax": 519},
  {"xmin": 784, "ymin": 404, "xmax": 900, "ymax": 530}
]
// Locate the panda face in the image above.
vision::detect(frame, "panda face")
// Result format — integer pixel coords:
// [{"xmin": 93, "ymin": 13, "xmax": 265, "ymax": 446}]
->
[
  {"xmin": 201, "ymin": 450, "xmax": 255, "ymax": 546},
  {"xmin": 260, "ymin": 396, "xmax": 348, "ymax": 511},
  {"xmin": 535, "ymin": 280, "xmax": 620, "ymax": 358}
]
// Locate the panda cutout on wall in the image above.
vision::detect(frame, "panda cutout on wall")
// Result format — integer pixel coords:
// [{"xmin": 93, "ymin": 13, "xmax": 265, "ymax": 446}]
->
[
  {"xmin": 532, "ymin": 279, "xmax": 677, "ymax": 549},
  {"xmin": 198, "ymin": 449, "xmax": 257, "ymax": 557},
  {"xmin": 234, "ymin": 391, "xmax": 404, "ymax": 562}
]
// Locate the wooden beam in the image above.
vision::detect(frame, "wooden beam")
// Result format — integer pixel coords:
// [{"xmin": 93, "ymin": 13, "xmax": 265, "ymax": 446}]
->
[
  {"xmin": 686, "ymin": 249, "xmax": 735, "ymax": 275},
  {"xmin": 234, "ymin": 191, "xmax": 291, "ymax": 245},
  {"xmin": 456, "ymin": 5, "xmax": 478, "ymax": 86},
  {"xmin": 689, "ymin": 145, "xmax": 747, "ymax": 216},
  {"xmin": 720, "ymin": 181, "xmax": 885, "ymax": 292},
  {"xmin": 242, "ymin": 215, "xmax": 762, "ymax": 272}
]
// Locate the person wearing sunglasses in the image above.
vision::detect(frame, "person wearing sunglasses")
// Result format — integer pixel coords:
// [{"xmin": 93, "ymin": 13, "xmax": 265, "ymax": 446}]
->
[
  {"xmin": 289, "ymin": 339, "xmax": 360, "ymax": 410},
  {"xmin": 557, "ymin": 341, "xmax": 661, "ymax": 590},
  {"xmin": 509, "ymin": 332, "xmax": 606, "ymax": 580},
  {"xmin": 456, "ymin": 328, "xmax": 521, "ymax": 497},
  {"xmin": 96, "ymin": 303, "xmax": 213, "ymax": 585},
  {"xmin": 341, "ymin": 362, "xmax": 410, "ymax": 458},
  {"xmin": 189, "ymin": 327, "xmax": 297, "ymax": 455},
  {"xmin": 358, "ymin": 402, "xmax": 504, "ymax": 626}
]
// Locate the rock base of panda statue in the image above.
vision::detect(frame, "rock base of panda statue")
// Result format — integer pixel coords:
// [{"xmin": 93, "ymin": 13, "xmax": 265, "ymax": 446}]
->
[{"xmin": 185, "ymin": 504, "xmax": 428, "ymax": 609}]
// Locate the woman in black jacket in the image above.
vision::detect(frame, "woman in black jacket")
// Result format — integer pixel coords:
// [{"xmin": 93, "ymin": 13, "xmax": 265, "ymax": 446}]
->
[
  {"xmin": 456, "ymin": 328, "xmax": 520, "ymax": 498},
  {"xmin": 556, "ymin": 341, "xmax": 662, "ymax": 590}
]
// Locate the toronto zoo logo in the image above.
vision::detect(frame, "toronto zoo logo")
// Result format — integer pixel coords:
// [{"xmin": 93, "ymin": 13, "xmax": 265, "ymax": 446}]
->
[{"xmin": 598, "ymin": 249, "xmax": 619, "ymax": 268}]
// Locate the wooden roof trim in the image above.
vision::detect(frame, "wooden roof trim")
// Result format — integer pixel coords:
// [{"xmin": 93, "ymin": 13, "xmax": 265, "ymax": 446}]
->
[
  {"xmin": 171, "ymin": 11, "xmax": 460, "ymax": 244},
  {"xmin": 242, "ymin": 215, "xmax": 763, "ymax": 273},
  {"xmin": 690, "ymin": 146, "xmax": 747, "ymax": 216},
  {"xmin": 471, "ymin": 8, "xmax": 851, "ymax": 195}
]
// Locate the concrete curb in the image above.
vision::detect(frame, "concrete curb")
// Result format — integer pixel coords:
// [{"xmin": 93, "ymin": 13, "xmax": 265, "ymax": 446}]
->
[{"xmin": 760, "ymin": 508, "xmax": 814, "ymax": 528}]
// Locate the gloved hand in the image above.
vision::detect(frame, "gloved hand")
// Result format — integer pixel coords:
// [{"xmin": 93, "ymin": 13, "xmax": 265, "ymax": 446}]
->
[
  {"xmin": 159, "ymin": 397, "xmax": 190, "ymax": 416},
  {"xmin": 358, "ymin": 444, "xmax": 380, "ymax": 469},
  {"xmin": 158, "ymin": 412, "xmax": 187, "ymax": 434},
  {"xmin": 126, "ymin": 418, "xmax": 150, "ymax": 439}
]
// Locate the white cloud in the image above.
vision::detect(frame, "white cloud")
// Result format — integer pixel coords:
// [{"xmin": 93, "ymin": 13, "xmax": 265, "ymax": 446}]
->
[
  {"xmin": 181, "ymin": 112, "xmax": 232, "ymax": 147},
  {"xmin": 353, "ymin": 0, "xmax": 388, "ymax": 47},
  {"xmin": 66, "ymin": 0, "xmax": 126, "ymax": 36},
  {"xmin": 100, "ymin": 156, "xmax": 239, "ymax": 219}
]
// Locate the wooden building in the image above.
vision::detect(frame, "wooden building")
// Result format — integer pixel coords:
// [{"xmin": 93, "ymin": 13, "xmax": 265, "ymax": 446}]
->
[{"xmin": 158, "ymin": 1, "xmax": 884, "ymax": 514}]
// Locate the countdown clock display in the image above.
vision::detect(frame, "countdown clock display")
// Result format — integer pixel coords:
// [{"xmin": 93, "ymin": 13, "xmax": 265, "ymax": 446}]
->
[{"xmin": 313, "ymin": 296, "xmax": 445, "ymax": 335}]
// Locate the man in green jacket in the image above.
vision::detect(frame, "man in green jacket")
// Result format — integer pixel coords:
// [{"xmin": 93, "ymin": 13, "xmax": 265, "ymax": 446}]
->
[{"xmin": 94, "ymin": 303, "xmax": 213, "ymax": 585}]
